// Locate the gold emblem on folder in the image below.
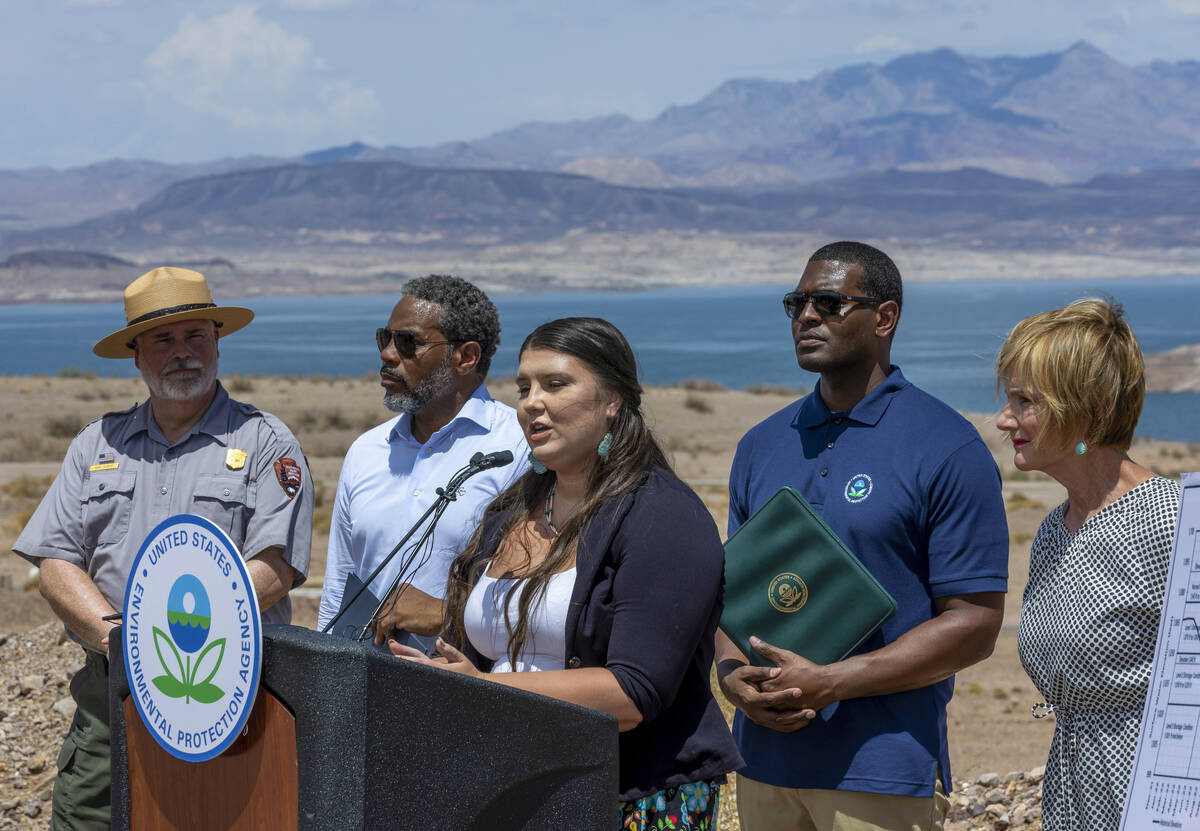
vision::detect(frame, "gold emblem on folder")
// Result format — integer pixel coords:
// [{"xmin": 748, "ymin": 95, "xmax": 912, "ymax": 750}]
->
[
  {"xmin": 225, "ymin": 448, "xmax": 247, "ymax": 470},
  {"xmin": 768, "ymin": 572, "xmax": 808, "ymax": 613}
]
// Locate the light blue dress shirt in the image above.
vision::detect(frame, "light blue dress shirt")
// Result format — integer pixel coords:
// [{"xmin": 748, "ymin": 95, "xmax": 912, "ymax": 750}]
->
[{"xmin": 317, "ymin": 383, "xmax": 529, "ymax": 631}]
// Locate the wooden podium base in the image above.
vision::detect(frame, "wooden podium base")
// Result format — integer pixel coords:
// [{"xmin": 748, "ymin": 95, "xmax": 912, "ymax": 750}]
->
[{"xmin": 124, "ymin": 690, "xmax": 298, "ymax": 830}]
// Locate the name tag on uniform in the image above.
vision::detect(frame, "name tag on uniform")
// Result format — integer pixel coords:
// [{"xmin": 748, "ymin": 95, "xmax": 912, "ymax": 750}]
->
[{"xmin": 226, "ymin": 448, "xmax": 247, "ymax": 470}]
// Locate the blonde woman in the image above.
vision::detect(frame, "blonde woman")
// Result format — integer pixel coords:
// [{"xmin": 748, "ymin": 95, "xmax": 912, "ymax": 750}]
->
[{"xmin": 997, "ymin": 299, "xmax": 1179, "ymax": 831}]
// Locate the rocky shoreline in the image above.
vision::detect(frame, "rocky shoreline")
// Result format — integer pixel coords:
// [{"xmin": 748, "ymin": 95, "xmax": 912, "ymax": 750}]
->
[{"xmin": 1144, "ymin": 342, "xmax": 1200, "ymax": 394}]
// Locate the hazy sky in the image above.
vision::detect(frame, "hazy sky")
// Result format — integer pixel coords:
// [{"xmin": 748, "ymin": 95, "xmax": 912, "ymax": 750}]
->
[{"xmin": 2, "ymin": 0, "xmax": 1198, "ymax": 170}]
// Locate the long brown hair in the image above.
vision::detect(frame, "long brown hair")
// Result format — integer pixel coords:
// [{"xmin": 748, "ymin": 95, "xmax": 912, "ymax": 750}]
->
[{"xmin": 444, "ymin": 317, "xmax": 672, "ymax": 666}]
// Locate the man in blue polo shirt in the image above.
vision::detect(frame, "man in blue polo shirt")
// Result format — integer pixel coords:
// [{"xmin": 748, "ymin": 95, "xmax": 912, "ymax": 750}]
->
[{"xmin": 716, "ymin": 241, "xmax": 1008, "ymax": 830}]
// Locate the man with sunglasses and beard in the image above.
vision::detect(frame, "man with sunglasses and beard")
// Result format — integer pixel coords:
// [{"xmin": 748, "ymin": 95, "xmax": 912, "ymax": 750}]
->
[
  {"xmin": 716, "ymin": 242, "xmax": 1008, "ymax": 831},
  {"xmin": 14, "ymin": 266, "xmax": 313, "ymax": 831},
  {"xmin": 317, "ymin": 274, "xmax": 528, "ymax": 644}
]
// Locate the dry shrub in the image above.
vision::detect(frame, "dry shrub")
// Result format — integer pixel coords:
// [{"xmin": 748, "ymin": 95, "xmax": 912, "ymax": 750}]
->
[
  {"xmin": 325, "ymin": 410, "xmax": 351, "ymax": 431},
  {"xmin": 4, "ymin": 507, "xmax": 37, "ymax": 536},
  {"xmin": 745, "ymin": 382, "xmax": 807, "ymax": 396},
  {"xmin": 44, "ymin": 414, "xmax": 84, "ymax": 439},
  {"xmin": 1003, "ymin": 469, "xmax": 1051, "ymax": 482},
  {"xmin": 1005, "ymin": 491, "xmax": 1046, "ymax": 512},
  {"xmin": 0, "ymin": 474, "xmax": 55, "ymax": 500},
  {"xmin": 681, "ymin": 378, "xmax": 727, "ymax": 392},
  {"xmin": 313, "ymin": 505, "xmax": 333, "ymax": 535},
  {"xmin": 359, "ymin": 411, "xmax": 386, "ymax": 431},
  {"xmin": 311, "ymin": 477, "xmax": 327, "ymax": 508},
  {"xmin": 0, "ymin": 434, "xmax": 57, "ymax": 463},
  {"xmin": 684, "ymin": 393, "xmax": 713, "ymax": 414},
  {"xmin": 295, "ymin": 409, "xmax": 360, "ymax": 432},
  {"xmin": 304, "ymin": 437, "xmax": 354, "ymax": 458},
  {"xmin": 227, "ymin": 375, "xmax": 256, "ymax": 393},
  {"xmin": 1153, "ymin": 465, "xmax": 1196, "ymax": 480}
]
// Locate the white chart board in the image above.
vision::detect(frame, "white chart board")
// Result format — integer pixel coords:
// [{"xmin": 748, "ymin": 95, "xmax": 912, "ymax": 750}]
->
[{"xmin": 1123, "ymin": 473, "xmax": 1200, "ymax": 830}]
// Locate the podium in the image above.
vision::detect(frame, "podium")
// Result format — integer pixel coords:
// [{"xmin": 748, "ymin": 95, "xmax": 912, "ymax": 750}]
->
[{"xmin": 108, "ymin": 624, "xmax": 620, "ymax": 829}]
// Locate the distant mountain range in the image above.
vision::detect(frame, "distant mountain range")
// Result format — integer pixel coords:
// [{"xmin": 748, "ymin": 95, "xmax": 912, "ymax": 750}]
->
[
  {"xmin": 1, "ymin": 41, "xmax": 1197, "ymax": 237},
  {"xmin": 0, "ymin": 156, "xmax": 289, "ymax": 232},
  {"xmin": 4, "ymin": 162, "xmax": 1197, "ymax": 256},
  {"xmin": 388, "ymin": 42, "xmax": 1200, "ymax": 184}
]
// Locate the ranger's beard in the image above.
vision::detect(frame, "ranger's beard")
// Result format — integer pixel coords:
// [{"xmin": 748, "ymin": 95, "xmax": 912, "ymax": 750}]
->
[{"xmin": 141, "ymin": 358, "xmax": 218, "ymax": 401}]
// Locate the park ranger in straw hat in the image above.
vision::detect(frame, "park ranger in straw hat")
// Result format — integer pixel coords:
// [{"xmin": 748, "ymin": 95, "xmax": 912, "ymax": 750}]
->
[{"xmin": 14, "ymin": 266, "xmax": 314, "ymax": 831}]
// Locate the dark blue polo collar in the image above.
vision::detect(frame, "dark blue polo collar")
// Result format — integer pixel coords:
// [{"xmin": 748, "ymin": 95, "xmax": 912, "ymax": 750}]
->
[{"xmin": 794, "ymin": 366, "xmax": 909, "ymax": 429}]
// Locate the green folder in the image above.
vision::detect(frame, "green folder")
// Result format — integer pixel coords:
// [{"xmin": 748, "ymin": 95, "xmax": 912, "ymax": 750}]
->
[{"xmin": 721, "ymin": 486, "xmax": 896, "ymax": 667}]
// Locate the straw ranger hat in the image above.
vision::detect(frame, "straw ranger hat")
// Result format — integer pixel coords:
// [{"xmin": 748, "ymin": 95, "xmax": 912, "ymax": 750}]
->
[{"xmin": 93, "ymin": 267, "xmax": 254, "ymax": 359}]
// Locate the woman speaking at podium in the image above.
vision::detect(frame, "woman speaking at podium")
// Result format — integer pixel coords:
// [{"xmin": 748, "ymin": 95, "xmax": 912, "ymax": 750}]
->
[
  {"xmin": 390, "ymin": 317, "xmax": 742, "ymax": 828},
  {"xmin": 997, "ymin": 299, "xmax": 1180, "ymax": 831}
]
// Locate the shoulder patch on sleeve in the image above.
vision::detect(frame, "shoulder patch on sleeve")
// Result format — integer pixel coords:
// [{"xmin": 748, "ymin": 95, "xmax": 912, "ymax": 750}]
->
[{"xmin": 273, "ymin": 457, "xmax": 303, "ymax": 499}]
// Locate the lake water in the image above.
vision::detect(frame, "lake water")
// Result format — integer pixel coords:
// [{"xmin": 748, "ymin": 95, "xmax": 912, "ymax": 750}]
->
[{"xmin": 2, "ymin": 277, "xmax": 1198, "ymax": 441}]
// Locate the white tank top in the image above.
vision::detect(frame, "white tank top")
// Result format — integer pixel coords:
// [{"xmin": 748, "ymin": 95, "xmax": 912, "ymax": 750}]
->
[{"xmin": 464, "ymin": 567, "xmax": 576, "ymax": 672}]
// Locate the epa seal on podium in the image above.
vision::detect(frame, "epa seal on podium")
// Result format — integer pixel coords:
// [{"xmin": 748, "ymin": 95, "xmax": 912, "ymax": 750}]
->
[{"xmin": 121, "ymin": 514, "xmax": 262, "ymax": 762}]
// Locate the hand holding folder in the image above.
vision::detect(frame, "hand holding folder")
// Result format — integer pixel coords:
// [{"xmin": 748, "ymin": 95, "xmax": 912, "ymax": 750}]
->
[{"xmin": 720, "ymin": 487, "xmax": 896, "ymax": 668}]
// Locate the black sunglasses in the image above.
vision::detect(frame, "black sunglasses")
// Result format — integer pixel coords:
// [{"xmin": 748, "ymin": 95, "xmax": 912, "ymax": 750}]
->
[
  {"xmin": 782, "ymin": 290, "xmax": 883, "ymax": 320},
  {"xmin": 375, "ymin": 328, "xmax": 454, "ymax": 358}
]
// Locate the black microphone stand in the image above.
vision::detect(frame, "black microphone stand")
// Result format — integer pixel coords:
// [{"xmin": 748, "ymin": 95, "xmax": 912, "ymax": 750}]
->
[{"xmin": 320, "ymin": 453, "xmax": 496, "ymax": 640}]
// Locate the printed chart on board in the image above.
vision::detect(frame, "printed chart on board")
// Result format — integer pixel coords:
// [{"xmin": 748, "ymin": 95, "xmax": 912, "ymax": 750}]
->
[{"xmin": 1123, "ymin": 473, "xmax": 1200, "ymax": 830}]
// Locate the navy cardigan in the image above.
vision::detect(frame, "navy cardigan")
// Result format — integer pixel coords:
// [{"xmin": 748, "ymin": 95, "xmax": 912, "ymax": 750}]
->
[{"xmin": 458, "ymin": 467, "xmax": 743, "ymax": 801}]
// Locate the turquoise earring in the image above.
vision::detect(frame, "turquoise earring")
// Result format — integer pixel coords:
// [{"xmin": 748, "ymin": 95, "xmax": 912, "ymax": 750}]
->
[
  {"xmin": 1075, "ymin": 441, "xmax": 1087, "ymax": 456},
  {"xmin": 529, "ymin": 451, "xmax": 547, "ymax": 474},
  {"xmin": 597, "ymin": 432, "xmax": 613, "ymax": 461}
]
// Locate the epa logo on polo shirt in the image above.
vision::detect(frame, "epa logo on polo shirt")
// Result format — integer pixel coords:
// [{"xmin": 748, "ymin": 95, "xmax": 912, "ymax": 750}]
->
[{"xmin": 844, "ymin": 474, "xmax": 873, "ymax": 503}]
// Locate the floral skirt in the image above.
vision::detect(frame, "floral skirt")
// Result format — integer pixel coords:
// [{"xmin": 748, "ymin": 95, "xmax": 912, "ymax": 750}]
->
[{"xmin": 618, "ymin": 779, "xmax": 721, "ymax": 830}]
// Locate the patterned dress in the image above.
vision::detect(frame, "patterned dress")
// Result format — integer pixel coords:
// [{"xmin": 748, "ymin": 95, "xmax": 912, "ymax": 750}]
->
[{"xmin": 1018, "ymin": 476, "xmax": 1180, "ymax": 830}]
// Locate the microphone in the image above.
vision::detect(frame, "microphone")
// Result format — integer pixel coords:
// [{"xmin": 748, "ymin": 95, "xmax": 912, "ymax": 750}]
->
[
  {"xmin": 325, "ymin": 448, "xmax": 516, "ymax": 638},
  {"xmin": 469, "ymin": 450, "xmax": 514, "ymax": 470}
]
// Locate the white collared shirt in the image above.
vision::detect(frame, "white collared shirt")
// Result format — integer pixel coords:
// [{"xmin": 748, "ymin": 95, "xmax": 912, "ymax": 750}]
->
[{"xmin": 317, "ymin": 383, "xmax": 529, "ymax": 630}]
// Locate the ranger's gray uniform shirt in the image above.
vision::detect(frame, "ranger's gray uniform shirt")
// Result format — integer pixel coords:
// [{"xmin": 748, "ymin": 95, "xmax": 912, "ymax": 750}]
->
[{"xmin": 14, "ymin": 382, "xmax": 313, "ymax": 635}]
